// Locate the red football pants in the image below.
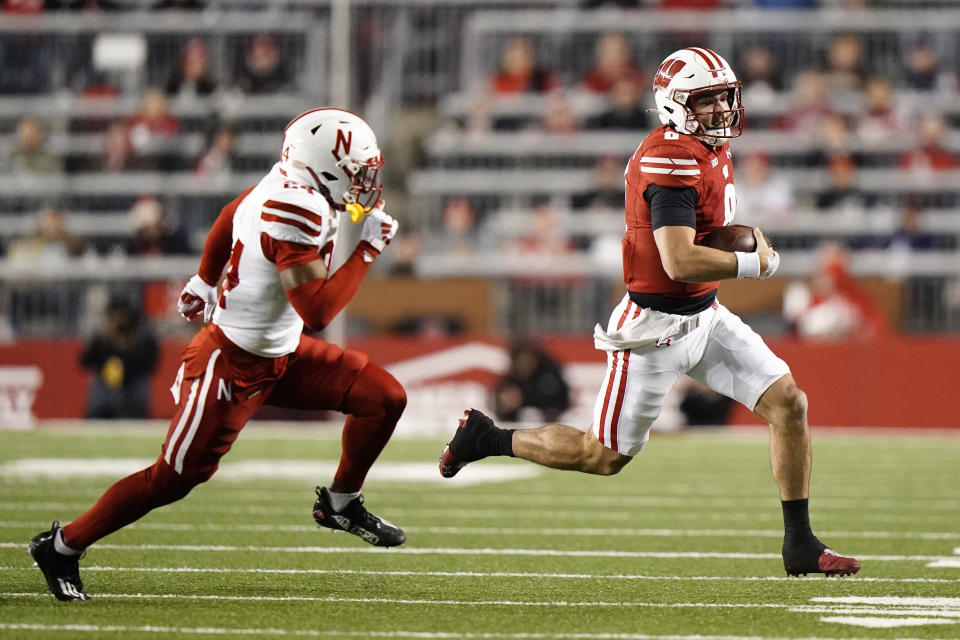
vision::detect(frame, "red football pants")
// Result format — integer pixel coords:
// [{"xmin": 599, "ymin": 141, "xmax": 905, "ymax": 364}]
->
[{"xmin": 63, "ymin": 324, "xmax": 406, "ymax": 550}]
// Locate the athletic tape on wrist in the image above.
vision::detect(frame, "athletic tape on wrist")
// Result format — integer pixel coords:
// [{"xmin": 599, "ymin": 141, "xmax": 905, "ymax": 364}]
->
[{"xmin": 735, "ymin": 251, "xmax": 761, "ymax": 279}]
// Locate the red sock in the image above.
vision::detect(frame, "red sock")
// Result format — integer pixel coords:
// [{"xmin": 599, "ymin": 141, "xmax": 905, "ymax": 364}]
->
[
  {"xmin": 62, "ymin": 458, "xmax": 199, "ymax": 550},
  {"xmin": 331, "ymin": 363, "xmax": 406, "ymax": 493}
]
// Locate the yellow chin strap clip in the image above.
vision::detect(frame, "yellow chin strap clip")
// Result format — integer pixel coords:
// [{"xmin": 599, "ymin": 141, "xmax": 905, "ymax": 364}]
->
[{"xmin": 345, "ymin": 202, "xmax": 370, "ymax": 224}]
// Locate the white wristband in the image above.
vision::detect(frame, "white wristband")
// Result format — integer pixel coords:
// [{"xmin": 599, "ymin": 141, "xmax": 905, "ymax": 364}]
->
[{"xmin": 735, "ymin": 251, "xmax": 761, "ymax": 279}]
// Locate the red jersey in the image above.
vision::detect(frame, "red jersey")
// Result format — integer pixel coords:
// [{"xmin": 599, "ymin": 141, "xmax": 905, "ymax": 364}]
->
[{"xmin": 623, "ymin": 125, "xmax": 736, "ymax": 307}]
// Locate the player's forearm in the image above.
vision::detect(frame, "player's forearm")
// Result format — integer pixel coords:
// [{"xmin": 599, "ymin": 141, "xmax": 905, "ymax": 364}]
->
[
  {"xmin": 285, "ymin": 241, "xmax": 377, "ymax": 330},
  {"xmin": 197, "ymin": 206, "xmax": 235, "ymax": 286},
  {"xmin": 662, "ymin": 245, "xmax": 738, "ymax": 283}
]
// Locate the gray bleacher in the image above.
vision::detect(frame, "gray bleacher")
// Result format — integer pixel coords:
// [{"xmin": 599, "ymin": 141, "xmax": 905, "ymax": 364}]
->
[{"xmin": 3, "ymin": 3, "xmax": 960, "ymax": 335}]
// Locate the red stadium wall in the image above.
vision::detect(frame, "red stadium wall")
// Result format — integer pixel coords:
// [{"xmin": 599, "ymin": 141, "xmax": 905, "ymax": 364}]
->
[{"xmin": 1, "ymin": 335, "xmax": 958, "ymax": 428}]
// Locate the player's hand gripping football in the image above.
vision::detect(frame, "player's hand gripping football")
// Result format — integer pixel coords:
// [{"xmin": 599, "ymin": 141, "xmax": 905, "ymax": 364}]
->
[
  {"xmin": 359, "ymin": 200, "xmax": 398, "ymax": 254},
  {"xmin": 177, "ymin": 274, "xmax": 218, "ymax": 322},
  {"xmin": 754, "ymin": 227, "xmax": 780, "ymax": 279}
]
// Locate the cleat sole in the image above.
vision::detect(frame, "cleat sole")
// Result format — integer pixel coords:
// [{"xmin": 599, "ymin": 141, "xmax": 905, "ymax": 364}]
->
[{"xmin": 438, "ymin": 444, "xmax": 466, "ymax": 478}]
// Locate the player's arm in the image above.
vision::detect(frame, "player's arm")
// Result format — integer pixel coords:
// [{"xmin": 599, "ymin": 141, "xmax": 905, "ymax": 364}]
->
[
  {"xmin": 649, "ymin": 184, "xmax": 737, "ymax": 283},
  {"xmin": 279, "ymin": 205, "xmax": 397, "ymax": 331},
  {"xmin": 178, "ymin": 188, "xmax": 252, "ymax": 321},
  {"xmin": 196, "ymin": 201, "xmax": 237, "ymax": 286},
  {"xmin": 649, "ymin": 185, "xmax": 775, "ymax": 282}
]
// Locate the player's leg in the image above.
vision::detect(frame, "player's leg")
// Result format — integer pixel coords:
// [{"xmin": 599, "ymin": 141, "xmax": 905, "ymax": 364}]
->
[
  {"xmin": 754, "ymin": 374, "xmax": 810, "ymax": 501},
  {"xmin": 331, "ymin": 360, "xmax": 406, "ymax": 492},
  {"xmin": 753, "ymin": 374, "xmax": 858, "ymax": 576},
  {"xmin": 689, "ymin": 304, "xmax": 859, "ymax": 577},
  {"xmin": 440, "ymin": 408, "xmax": 628, "ymax": 477},
  {"xmin": 266, "ymin": 335, "xmax": 406, "ymax": 546},
  {"xmin": 30, "ymin": 330, "xmax": 271, "ymax": 601},
  {"xmin": 440, "ymin": 348, "xmax": 681, "ymax": 477},
  {"xmin": 26, "ymin": 454, "xmax": 196, "ymax": 603},
  {"xmin": 515, "ymin": 422, "xmax": 630, "ymax": 475}
]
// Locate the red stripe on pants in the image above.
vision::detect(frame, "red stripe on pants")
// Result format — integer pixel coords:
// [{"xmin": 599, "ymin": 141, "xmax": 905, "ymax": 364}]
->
[{"xmin": 608, "ymin": 351, "xmax": 630, "ymax": 452}]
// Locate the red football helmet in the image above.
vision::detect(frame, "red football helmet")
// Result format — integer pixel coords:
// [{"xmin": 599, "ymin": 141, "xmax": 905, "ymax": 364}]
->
[{"xmin": 652, "ymin": 47, "xmax": 744, "ymax": 146}]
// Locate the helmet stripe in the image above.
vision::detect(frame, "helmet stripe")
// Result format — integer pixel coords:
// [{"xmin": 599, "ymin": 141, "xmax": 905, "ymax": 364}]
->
[
  {"xmin": 702, "ymin": 48, "xmax": 724, "ymax": 69},
  {"xmin": 688, "ymin": 47, "xmax": 723, "ymax": 71}
]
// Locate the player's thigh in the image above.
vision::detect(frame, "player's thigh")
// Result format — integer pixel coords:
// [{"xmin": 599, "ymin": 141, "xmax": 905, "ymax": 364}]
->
[
  {"xmin": 267, "ymin": 334, "xmax": 369, "ymax": 411},
  {"xmin": 687, "ymin": 305, "xmax": 790, "ymax": 412},
  {"xmin": 163, "ymin": 347, "xmax": 266, "ymax": 479},
  {"xmin": 592, "ymin": 348, "xmax": 682, "ymax": 456}
]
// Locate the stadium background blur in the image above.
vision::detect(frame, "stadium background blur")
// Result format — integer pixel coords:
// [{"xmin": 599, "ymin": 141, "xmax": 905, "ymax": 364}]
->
[{"xmin": 1, "ymin": 0, "xmax": 959, "ymax": 430}]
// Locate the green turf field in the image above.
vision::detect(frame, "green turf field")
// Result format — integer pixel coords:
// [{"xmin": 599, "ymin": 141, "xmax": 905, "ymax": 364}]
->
[{"xmin": 1, "ymin": 424, "xmax": 959, "ymax": 639}]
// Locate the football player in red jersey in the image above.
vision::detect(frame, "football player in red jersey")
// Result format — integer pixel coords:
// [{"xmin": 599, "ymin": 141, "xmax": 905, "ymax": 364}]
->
[
  {"xmin": 441, "ymin": 48, "xmax": 860, "ymax": 578},
  {"xmin": 28, "ymin": 109, "xmax": 408, "ymax": 602}
]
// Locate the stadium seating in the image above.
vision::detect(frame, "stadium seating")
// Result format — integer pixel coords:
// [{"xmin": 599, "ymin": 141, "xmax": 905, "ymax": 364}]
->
[{"xmin": 3, "ymin": 3, "xmax": 960, "ymax": 335}]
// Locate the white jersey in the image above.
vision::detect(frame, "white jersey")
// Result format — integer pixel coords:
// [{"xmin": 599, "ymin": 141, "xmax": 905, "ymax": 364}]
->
[{"xmin": 212, "ymin": 163, "xmax": 340, "ymax": 357}]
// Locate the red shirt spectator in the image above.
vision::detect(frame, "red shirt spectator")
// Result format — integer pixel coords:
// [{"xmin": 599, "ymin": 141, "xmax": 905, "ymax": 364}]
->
[
  {"xmin": 783, "ymin": 245, "xmax": 888, "ymax": 342},
  {"xmin": 126, "ymin": 88, "xmax": 179, "ymax": 151},
  {"xmin": 490, "ymin": 36, "xmax": 559, "ymax": 94},
  {"xmin": 898, "ymin": 113, "xmax": 960, "ymax": 171},
  {"xmin": 581, "ymin": 33, "xmax": 645, "ymax": 94}
]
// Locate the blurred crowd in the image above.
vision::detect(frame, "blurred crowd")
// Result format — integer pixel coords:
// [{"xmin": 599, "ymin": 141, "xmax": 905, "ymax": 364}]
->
[
  {"xmin": 389, "ymin": 28, "xmax": 958, "ymax": 285},
  {"xmin": 3, "ymin": 2, "xmax": 960, "ymax": 342}
]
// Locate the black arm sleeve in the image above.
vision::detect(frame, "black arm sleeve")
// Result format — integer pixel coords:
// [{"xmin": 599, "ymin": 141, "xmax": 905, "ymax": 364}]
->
[{"xmin": 644, "ymin": 184, "xmax": 697, "ymax": 230}]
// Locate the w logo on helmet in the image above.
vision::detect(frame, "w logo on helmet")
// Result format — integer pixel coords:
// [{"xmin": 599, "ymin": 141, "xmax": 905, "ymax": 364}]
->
[{"xmin": 654, "ymin": 58, "xmax": 686, "ymax": 91}]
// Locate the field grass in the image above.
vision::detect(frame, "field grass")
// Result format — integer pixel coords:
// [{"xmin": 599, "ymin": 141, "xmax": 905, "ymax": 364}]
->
[{"xmin": 1, "ymin": 423, "xmax": 959, "ymax": 639}]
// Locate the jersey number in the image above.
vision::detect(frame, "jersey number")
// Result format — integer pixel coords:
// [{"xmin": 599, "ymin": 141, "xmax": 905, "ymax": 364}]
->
[
  {"xmin": 218, "ymin": 240, "xmax": 244, "ymax": 309},
  {"xmin": 723, "ymin": 183, "xmax": 737, "ymax": 225}
]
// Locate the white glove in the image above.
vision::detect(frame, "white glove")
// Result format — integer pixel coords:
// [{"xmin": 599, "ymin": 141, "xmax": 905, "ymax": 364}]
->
[
  {"xmin": 177, "ymin": 274, "xmax": 218, "ymax": 322},
  {"xmin": 759, "ymin": 249, "xmax": 780, "ymax": 279},
  {"xmin": 359, "ymin": 201, "xmax": 398, "ymax": 253}
]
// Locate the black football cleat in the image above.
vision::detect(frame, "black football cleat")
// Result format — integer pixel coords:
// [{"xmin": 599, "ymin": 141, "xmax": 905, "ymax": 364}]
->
[
  {"xmin": 27, "ymin": 522, "xmax": 90, "ymax": 601},
  {"xmin": 439, "ymin": 408, "xmax": 498, "ymax": 478},
  {"xmin": 784, "ymin": 546, "xmax": 861, "ymax": 577},
  {"xmin": 312, "ymin": 487, "xmax": 406, "ymax": 547}
]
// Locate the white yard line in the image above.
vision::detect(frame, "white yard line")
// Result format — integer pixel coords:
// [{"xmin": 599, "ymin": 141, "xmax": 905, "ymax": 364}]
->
[
  {"xmin": 5, "ymin": 475, "xmax": 960, "ymax": 511},
  {"xmin": 818, "ymin": 617, "xmax": 955, "ymax": 628},
  {"xmin": 929, "ymin": 558, "xmax": 960, "ymax": 568},
  {"xmin": 0, "ymin": 592, "xmax": 821, "ymax": 608},
  {"xmin": 1, "ymin": 519, "xmax": 958, "ymax": 541},
  {"xmin": 2, "ymin": 565, "xmax": 958, "ymax": 583},
  {"xmin": 2, "ymin": 592, "xmax": 959, "ymax": 615},
  {"xmin": 811, "ymin": 596, "xmax": 960, "ymax": 608},
  {"xmin": 0, "ymin": 459, "xmax": 539, "ymax": 486},
  {"xmin": 3, "ymin": 501, "xmax": 958, "ymax": 525},
  {"xmin": 0, "ymin": 623, "xmax": 953, "ymax": 640},
  {"xmin": 8, "ymin": 480, "xmax": 960, "ymax": 505},
  {"xmin": 0, "ymin": 541, "xmax": 946, "ymax": 562}
]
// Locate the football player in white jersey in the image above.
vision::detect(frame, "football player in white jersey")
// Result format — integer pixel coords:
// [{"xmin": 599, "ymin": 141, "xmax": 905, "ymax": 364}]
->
[{"xmin": 28, "ymin": 109, "xmax": 407, "ymax": 602}]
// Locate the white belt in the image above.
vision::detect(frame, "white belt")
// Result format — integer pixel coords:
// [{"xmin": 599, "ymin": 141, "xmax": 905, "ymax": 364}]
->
[{"xmin": 655, "ymin": 315, "xmax": 701, "ymax": 348}]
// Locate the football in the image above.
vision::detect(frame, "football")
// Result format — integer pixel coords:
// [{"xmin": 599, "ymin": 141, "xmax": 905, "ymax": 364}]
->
[{"xmin": 698, "ymin": 224, "xmax": 771, "ymax": 253}]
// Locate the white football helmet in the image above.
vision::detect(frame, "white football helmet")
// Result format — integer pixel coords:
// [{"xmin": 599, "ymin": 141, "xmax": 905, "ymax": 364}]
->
[
  {"xmin": 652, "ymin": 47, "xmax": 744, "ymax": 146},
  {"xmin": 280, "ymin": 108, "xmax": 384, "ymax": 210}
]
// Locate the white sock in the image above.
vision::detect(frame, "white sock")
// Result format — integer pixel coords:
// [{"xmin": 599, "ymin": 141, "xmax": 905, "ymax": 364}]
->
[
  {"xmin": 54, "ymin": 529, "xmax": 81, "ymax": 556},
  {"xmin": 327, "ymin": 490, "xmax": 361, "ymax": 512}
]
